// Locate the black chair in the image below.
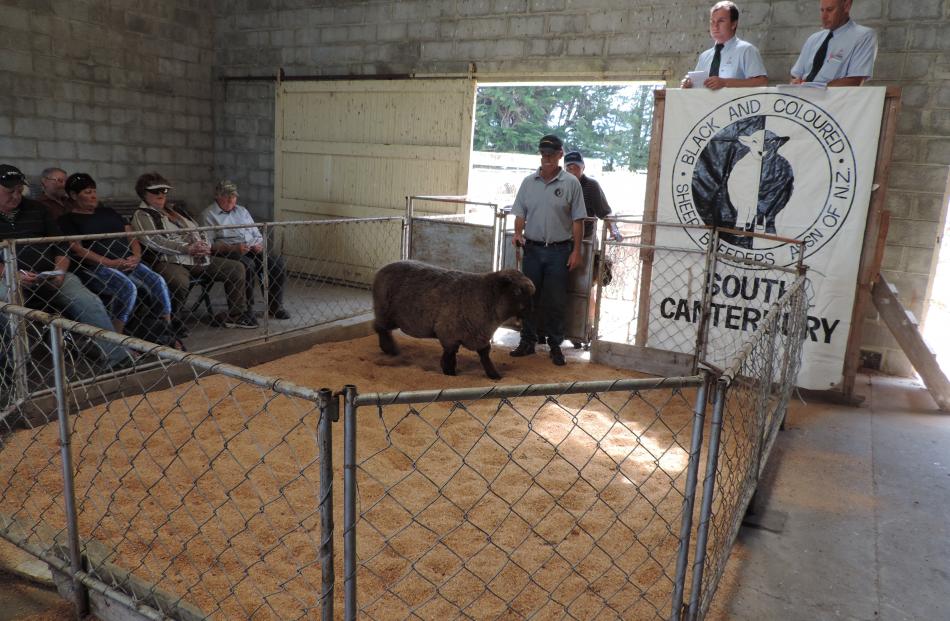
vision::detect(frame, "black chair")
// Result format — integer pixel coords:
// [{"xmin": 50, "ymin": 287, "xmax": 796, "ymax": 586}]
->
[{"xmin": 186, "ymin": 273, "xmax": 215, "ymax": 317}]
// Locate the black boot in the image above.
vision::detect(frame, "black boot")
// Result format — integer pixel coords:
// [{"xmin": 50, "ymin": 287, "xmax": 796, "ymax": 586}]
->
[{"xmin": 510, "ymin": 341, "xmax": 536, "ymax": 357}]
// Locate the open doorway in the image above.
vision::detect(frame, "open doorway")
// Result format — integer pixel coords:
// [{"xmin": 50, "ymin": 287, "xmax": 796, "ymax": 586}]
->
[
  {"xmin": 922, "ymin": 181, "xmax": 950, "ymax": 374},
  {"xmin": 466, "ymin": 82, "xmax": 663, "ymax": 218}
]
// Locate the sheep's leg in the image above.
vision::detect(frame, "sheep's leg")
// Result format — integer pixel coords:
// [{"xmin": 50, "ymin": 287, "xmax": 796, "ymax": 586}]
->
[
  {"xmin": 376, "ymin": 327, "xmax": 399, "ymax": 355},
  {"xmin": 440, "ymin": 343, "xmax": 460, "ymax": 376},
  {"xmin": 477, "ymin": 346, "xmax": 501, "ymax": 380}
]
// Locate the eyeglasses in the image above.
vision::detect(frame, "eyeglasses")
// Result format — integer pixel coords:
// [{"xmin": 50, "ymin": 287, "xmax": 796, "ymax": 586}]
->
[{"xmin": 146, "ymin": 188, "xmax": 169, "ymax": 195}]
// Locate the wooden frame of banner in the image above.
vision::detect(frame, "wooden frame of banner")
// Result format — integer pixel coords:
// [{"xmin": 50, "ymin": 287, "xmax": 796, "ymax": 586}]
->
[
  {"xmin": 643, "ymin": 87, "xmax": 902, "ymax": 401},
  {"xmin": 840, "ymin": 86, "xmax": 902, "ymax": 401}
]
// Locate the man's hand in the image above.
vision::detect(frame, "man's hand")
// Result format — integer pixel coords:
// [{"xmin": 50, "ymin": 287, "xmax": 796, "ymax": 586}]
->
[
  {"xmin": 704, "ymin": 76, "xmax": 727, "ymax": 90},
  {"xmin": 512, "ymin": 232, "xmax": 525, "ymax": 247},
  {"xmin": 567, "ymin": 249, "xmax": 582, "ymax": 271},
  {"xmin": 189, "ymin": 241, "xmax": 211, "ymax": 257},
  {"xmin": 18, "ymin": 270, "xmax": 39, "ymax": 287},
  {"xmin": 790, "ymin": 77, "xmax": 805, "ymax": 84},
  {"xmin": 681, "ymin": 76, "xmax": 693, "ymax": 89},
  {"xmin": 249, "ymin": 243, "xmax": 263, "ymax": 254}
]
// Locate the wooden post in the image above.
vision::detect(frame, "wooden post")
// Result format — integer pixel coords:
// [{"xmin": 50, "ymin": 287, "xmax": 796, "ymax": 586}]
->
[
  {"xmin": 636, "ymin": 88, "xmax": 666, "ymax": 346},
  {"xmin": 840, "ymin": 86, "xmax": 902, "ymax": 400}
]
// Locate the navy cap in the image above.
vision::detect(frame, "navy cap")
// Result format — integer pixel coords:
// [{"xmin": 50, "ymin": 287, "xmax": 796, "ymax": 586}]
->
[
  {"xmin": 564, "ymin": 151, "xmax": 584, "ymax": 165},
  {"xmin": 65, "ymin": 172, "xmax": 96, "ymax": 195},
  {"xmin": 0, "ymin": 164, "xmax": 27, "ymax": 189},
  {"xmin": 538, "ymin": 134, "xmax": 563, "ymax": 153}
]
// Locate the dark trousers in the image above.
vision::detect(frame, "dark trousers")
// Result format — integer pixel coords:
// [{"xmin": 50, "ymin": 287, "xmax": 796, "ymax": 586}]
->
[
  {"xmin": 520, "ymin": 243, "xmax": 571, "ymax": 347},
  {"xmin": 219, "ymin": 251, "xmax": 287, "ymax": 310}
]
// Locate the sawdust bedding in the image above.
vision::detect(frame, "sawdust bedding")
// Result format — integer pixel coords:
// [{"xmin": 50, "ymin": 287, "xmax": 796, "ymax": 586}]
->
[{"xmin": 0, "ymin": 333, "xmax": 711, "ymax": 620}]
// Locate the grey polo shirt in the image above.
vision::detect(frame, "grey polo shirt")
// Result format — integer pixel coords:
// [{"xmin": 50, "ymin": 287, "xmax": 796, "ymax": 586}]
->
[
  {"xmin": 791, "ymin": 19, "xmax": 877, "ymax": 82},
  {"xmin": 694, "ymin": 36, "xmax": 767, "ymax": 80},
  {"xmin": 511, "ymin": 168, "xmax": 586, "ymax": 243}
]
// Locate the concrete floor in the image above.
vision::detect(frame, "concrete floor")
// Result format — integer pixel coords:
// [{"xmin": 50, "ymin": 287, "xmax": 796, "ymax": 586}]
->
[
  {"xmin": 1, "ymin": 373, "xmax": 947, "ymax": 620},
  {"xmin": 709, "ymin": 374, "xmax": 950, "ymax": 620}
]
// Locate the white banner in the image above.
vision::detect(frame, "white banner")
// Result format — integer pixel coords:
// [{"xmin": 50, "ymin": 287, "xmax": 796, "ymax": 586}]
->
[{"xmin": 653, "ymin": 87, "xmax": 885, "ymax": 389}]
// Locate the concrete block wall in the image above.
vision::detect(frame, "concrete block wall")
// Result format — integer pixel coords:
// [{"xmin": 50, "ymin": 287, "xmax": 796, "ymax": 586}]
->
[
  {"xmin": 0, "ymin": 1, "xmax": 216, "ymax": 211},
  {"xmin": 213, "ymin": 0, "xmax": 950, "ymax": 377},
  {"xmin": 3, "ymin": 0, "xmax": 946, "ymax": 377}
]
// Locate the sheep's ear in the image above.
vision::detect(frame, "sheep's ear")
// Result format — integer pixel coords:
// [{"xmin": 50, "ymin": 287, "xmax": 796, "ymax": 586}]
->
[{"xmin": 773, "ymin": 136, "xmax": 790, "ymax": 148}]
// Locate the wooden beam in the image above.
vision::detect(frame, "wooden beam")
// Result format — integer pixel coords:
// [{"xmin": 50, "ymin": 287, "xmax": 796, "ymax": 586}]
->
[
  {"xmin": 872, "ymin": 274, "xmax": 950, "ymax": 411},
  {"xmin": 841, "ymin": 87, "xmax": 902, "ymax": 398}
]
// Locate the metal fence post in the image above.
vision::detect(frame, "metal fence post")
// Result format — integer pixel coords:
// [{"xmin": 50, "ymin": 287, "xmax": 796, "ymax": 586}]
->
[
  {"xmin": 671, "ymin": 373, "xmax": 710, "ymax": 621},
  {"xmin": 687, "ymin": 378, "xmax": 727, "ymax": 620},
  {"xmin": 261, "ymin": 223, "xmax": 270, "ymax": 335},
  {"xmin": 50, "ymin": 324, "xmax": 89, "ymax": 617},
  {"xmin": 318, "ymin": 388, "xmax": 338, "ymax": 621},
  {"xmin": 693, "ymin": 228, "xmax": 721, "ymax": 371},
  {"xmin": 343, "ymin": 384, "xmax": 358, "ymax": 621},
  {"xmin": 2, "ymin": 244, "xmax": 29, "ymax": 403},
  {"xmin": 404, "ymin": 197, "xmax": 413, "ymax": 260}
]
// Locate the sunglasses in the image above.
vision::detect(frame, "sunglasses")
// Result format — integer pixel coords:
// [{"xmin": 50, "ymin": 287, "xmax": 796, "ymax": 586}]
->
[{"xmin": 146, "ymin": 188, "xmax": 169, "ymax": 195}]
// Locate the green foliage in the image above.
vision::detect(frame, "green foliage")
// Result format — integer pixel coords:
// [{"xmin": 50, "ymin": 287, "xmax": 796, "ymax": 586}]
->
[{"xmin": 473, "ymin": 84, "xmax": 659, "ymax": 171}]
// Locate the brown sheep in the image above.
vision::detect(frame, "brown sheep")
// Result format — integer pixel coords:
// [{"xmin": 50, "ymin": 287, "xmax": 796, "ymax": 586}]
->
[{"xmin": 372, "ymin": 260, "xmax": 535, "ymax": 380}]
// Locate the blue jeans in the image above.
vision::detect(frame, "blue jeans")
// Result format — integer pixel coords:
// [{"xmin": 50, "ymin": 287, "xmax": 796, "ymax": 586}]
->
[
  {"xmin": 520, "ymin": 243, "xmax": 571, "ymax": 347},
  {"xmin": 0, "ymin": 273, "xmax": 130, "ymax": 368},
  {"xmin": 84, "ymin": 263, "xmax": 173, "ymax": 323}
]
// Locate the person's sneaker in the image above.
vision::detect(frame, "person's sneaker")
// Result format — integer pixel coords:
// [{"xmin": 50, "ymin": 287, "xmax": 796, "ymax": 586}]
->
[
  {"xmin": 550, "ymin": 345, "xmax": 566, "ymax": 366},
  {"xmin": 224, "ymin": 313, "xmax": 258, "ymax": 329},
  {"xmin": 509, "ymin": 341, "xmax": 536, "ymax": 357},
  {"xmin": 270, "ymin": 307, "xmax": 291, "ymax": 320}
]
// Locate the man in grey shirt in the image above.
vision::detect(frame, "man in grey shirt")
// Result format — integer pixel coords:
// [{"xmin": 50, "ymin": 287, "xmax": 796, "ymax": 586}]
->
[
  {"xmin": 509, "ymin": 135, "xmax": 587, "ymax": 366},
  {"xmin": 201, "ymin": 180, "xmax": 290, "ymax": 320}
]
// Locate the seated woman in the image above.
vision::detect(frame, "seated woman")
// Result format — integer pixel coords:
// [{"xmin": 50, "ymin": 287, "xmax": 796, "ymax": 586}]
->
[
  {"xmin": 58, "ymin": 173, "xmax": 182, "ymax": 347},
  {"xmin": 130, "ymin": 172, "xmax": 254, "ymax": 329}
]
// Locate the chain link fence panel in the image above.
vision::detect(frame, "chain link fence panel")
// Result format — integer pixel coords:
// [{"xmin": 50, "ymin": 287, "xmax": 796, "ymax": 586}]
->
[
  {"xmin": 344, "ymin": 378, "xmax": 709, "ymax": 620},
  {"xmin": 0, "ymin": 304, "xmax": 335, "ymax": 620},
  {"xmin": 688, "ymin": 274, "xmax": 809, "ymax": 619},
  {"xmin": 3, "ymin": 216, "xmax": 404, "ymax": 357}
]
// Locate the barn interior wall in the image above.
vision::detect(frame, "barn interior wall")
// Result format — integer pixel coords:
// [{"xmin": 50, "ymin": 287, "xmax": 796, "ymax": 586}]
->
[
  {"xmin": 0, "ymin": 1, "xmax": 216, "ymax": 212},
  {"xmin": 3, "ymin": 0, "xmax": 947, "ymax": 377}
]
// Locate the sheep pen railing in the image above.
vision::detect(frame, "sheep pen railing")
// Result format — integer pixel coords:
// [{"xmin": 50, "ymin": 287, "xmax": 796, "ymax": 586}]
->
[{"xmin": 0, "ymin": 271, "xmax": 809, "ymax": 621}]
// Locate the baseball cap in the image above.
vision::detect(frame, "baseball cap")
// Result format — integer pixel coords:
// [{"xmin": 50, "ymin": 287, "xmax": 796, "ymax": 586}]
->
[
  {"xmin": 564, "ymin": 151, "xmax": 584, "ymax": 165},
  {"xmin": 146, "ymin": 182, "xmax": 173, "ymax": 191},
  {"xmin": 538, "ymin": 134, "xmax": 563, "ymax": 154},
  {"xmin": 214, "ymin": 179, "xmax": 239, "ymax": 196},
  {"xmin": 0, "ymin": 164, "xmax": 27, "ymax": 189},
  {"xmin": 65, "ymin": 172, "xmax": 97, "ymax": 195}
]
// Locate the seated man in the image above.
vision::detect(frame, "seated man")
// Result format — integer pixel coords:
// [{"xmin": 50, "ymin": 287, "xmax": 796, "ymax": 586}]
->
[
  {"xmin": 36, "ymin": 167, "xmax": 71, "ymax": 219},
  {"xmin": 201, "ymin": 180, "xmax": 290, "ymax": 320},
  {"xmin": 0, "ymin": 164, "xmax": 130, "ymax": 370}
]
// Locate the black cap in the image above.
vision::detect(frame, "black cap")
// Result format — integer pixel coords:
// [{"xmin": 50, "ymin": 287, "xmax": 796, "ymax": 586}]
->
[
  {"xmin": 0, "ymin": 164, "xmax": 26, "ymax": 189},
  {"xmin": 564, "ymin": 151, "xmax": 584, "ymax": 165},
  {"xmin": 65, "ymin": 172, "xmax": 97, "ymax": 196},
  {"xmin": 539, "ymin": 134, "xmax": 563, "ymax": 153}
]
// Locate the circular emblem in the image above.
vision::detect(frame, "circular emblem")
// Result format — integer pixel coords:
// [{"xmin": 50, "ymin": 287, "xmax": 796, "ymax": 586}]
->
[
  {"xmin": 554, "ymin": 187, "xmax": 563, "ymax": 197},
  {"xmin": 671, "ymin": 93, "xmax": 857, "ymax": 269}
]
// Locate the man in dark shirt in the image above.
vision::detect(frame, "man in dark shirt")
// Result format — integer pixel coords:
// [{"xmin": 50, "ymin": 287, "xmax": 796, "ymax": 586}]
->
[
  {"xmin": 563, "ymin": 151, "xmax": 623, "ymax": 242},
  {"xmin": 0, "ymin": 164, "xmax": 129, "ymax": 369},
  {"xmin": 36, "ymin": 167, "xmax": 71, "ymax": 219}
]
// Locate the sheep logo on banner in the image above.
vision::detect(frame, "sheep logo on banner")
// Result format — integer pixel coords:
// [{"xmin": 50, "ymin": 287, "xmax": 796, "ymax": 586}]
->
[{"xmin": 671, "ymin": 93, "xmax": 858, "ymax": 268}]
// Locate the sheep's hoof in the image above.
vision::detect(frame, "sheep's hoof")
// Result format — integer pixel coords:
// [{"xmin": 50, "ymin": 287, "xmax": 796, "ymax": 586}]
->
[
  {"xmin": 487, "ymin": 371, "xmax": 501, "ymax": 381},
  {"xmin": 442, "ymin": 368, "xmax": 457, "ymax": 376}
]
